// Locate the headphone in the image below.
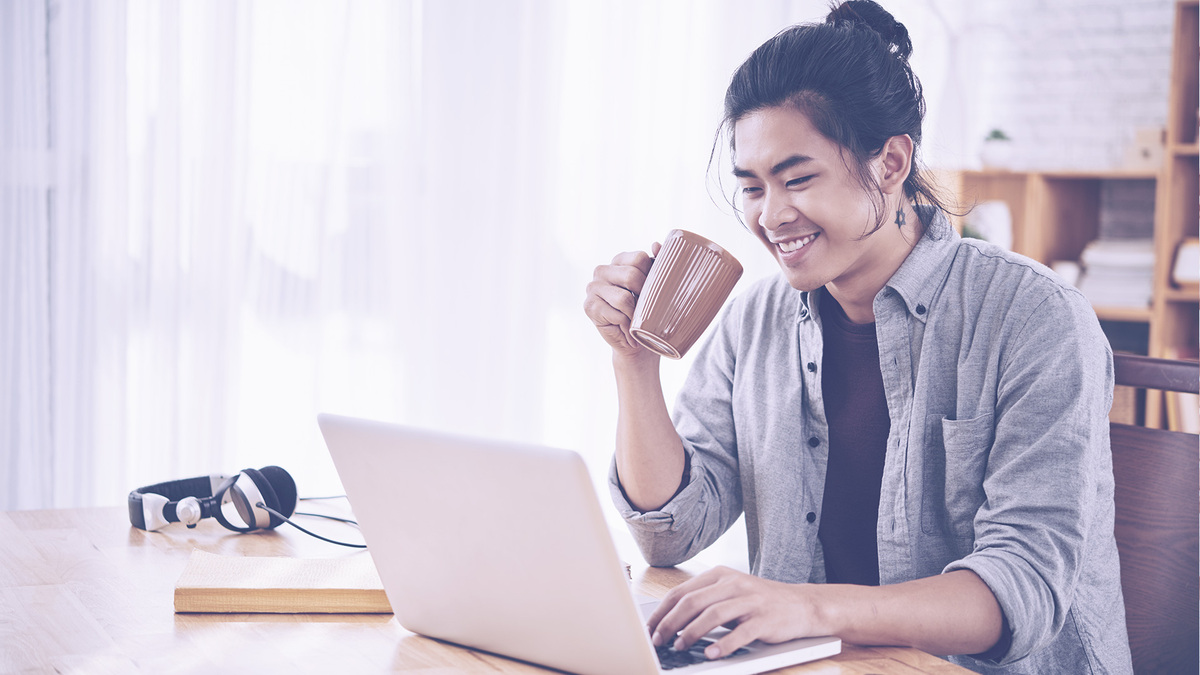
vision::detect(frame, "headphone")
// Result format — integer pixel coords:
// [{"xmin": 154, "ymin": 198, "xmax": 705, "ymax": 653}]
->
[
  {"xmin": 128, "ymin": 466, "xmax": 297, "ymax": 533},
  {"xmin": 128, "ymin": 466, "xmax": 364, "ymax": 548}
]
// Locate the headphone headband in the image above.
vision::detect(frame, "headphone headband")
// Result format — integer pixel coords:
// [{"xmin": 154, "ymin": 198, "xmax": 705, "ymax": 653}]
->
[
  {"xmin": 128, "ymin": 467, "xmax": 296, "ymax": 533},
  {"xmin": 127, "ymin": 474, "xmax": 228, "ymax": 531}
]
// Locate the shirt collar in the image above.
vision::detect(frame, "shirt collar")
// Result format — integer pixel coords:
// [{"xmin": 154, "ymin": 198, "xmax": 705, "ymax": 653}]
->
[
  {"xmin": 882, "ymin": 206, "xmax": 959, "ymax": 324},
  {"xmin": 796, "ymin": 290, "xmax": 813, "ymax": 323},
  {"xmin": 794, "ymin": 206, "xmax": 958, "ymax": 325}
]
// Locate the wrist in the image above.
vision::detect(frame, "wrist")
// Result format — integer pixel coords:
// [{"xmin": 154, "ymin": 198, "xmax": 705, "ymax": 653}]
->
[
  {"xmin": 802, "ymin": 582, "xmax": 851, "ymax": 638},
  {"xmin": 613, "ymin": 348, "xmax": 661, "ymax": 376}
]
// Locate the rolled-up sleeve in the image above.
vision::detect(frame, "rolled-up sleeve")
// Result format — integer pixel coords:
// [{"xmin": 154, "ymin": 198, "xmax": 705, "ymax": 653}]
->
[{"xmin": 943, "ymin": 289, "xmax": 1114, "ymax": 665}]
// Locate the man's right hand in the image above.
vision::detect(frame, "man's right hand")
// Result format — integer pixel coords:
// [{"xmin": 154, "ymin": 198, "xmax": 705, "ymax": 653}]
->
[{"xmin": 583, "ymin": 245, "xmax": 660, "ymax": 359}]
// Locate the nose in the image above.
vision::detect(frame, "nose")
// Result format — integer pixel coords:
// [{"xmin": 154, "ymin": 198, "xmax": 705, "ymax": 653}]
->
[{"xmin": 758, "ymin": 188, "xmax": 798, "ymax": 232}]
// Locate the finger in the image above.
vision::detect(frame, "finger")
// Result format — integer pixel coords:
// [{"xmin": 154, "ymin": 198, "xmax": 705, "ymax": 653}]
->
[
  {"xmin": 593, "ymin": 262, "xmax": 652, "ymax": 299},
  {"xmin": 582, "ymin": 290, "xmax": 626, "ymax": 330},
  {"xmin": 672, "ymin": 598, "xmax": 751, "ymax": 653},
  {"xmin": 611, "ymin": 248, "xmax": 655, "ymax": 269},
  {"xmin": 651, "ymin": 241, "xmax": 662, "ymax": 258},
  {"xmin": 589, "ymin": 281, "xmax": 639, "ymax": 323},
  {"xmin": 609, "ymin": 249, "xmax": 655, "ymax": 285},
  {"xmin": 601, "ymin": 324, "xmax": 641, "ymax": 352},
  {"xmin": 653, "ymin": 575, "xmax": 740, "ymax": 649},
  {"xmin": 587, "ymin": 293, "xmax": 642, "ymax": 351},
  {"xmin": 647, "ymin": 575, "xmax": 715, "ymax": 645},
  {"xmin": 705, "ymin": 618, "xmax": 762, "ymax": 660},
  {"xmin": 647, "ymin": 566, "xmax": 738, "ymax": 633},
  {"xmin": 583, "ymin": 274, "xmax": 641, "ymax": 323},
  {"xmin": 646, "ymin": 590, "xmax": 684, "ymax": 645},
  {"xmin": 582, "ymin": 295, "xmax": 640, "ymax": 351}
]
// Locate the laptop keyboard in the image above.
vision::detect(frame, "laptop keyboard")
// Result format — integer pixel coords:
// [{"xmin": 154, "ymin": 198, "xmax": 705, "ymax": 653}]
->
[{"xmin": 656, "ymin": 638, "xmax": 751, "ymax": 670}]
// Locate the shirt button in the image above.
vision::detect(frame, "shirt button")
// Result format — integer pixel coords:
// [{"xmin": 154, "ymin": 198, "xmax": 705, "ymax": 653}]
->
[
  {"xmin": 807, "ymin": 436, "xmax": 820, "ymax": 448},
  {"xmin": 806, "ymin": 512, "xmax": 816, "ymax": 523},
  {"xmin": 806, "ymin": 362, "xmax": 817, "ymax": 373},
  {"xmin": 916, "ymin": 304, "xmax": 927, "ymax": 314}
]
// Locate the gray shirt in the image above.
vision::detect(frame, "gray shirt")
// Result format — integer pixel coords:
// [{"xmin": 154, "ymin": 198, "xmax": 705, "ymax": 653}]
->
[{"xmin": 610, "ymin": 209, "xmax": 1133, "ymax": 673}]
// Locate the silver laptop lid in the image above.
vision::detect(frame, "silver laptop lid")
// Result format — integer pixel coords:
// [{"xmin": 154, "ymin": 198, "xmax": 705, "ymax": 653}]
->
[{"xmin": 318, "ymin": 413, "xmax": 661, "ymax": 675}]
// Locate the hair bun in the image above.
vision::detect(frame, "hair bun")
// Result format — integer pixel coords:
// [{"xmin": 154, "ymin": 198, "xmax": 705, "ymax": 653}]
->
[{"xmin": 826, "ymin": 0, "xmax": 912, "ymax": 61}]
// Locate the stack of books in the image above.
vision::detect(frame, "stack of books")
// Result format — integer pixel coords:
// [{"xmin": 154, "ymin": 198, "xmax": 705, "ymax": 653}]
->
[{"xmin": 1077, "ymin": 239, "xmax": 1155, "ymax": 309}]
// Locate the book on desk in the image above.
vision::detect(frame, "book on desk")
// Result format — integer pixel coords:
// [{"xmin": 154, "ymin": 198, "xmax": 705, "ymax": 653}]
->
[{"xmin": 173, "ymin": 549, "xmax": 392, "ymax": 614}]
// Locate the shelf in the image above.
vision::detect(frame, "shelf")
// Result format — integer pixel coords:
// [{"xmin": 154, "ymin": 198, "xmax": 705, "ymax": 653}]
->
[
  {"xmin": 1174, "ymin": 143, "xmax": 1200, "ymax": 156},
  {"xmin": 1094, "ymin": 306, "xmax": 1154, "ymax": 322},
  {"xmin": 963, "ymin": 168, "xmax": 1159, "ymax": 180},
  {"xmin": 1165, "ymin": 286, "xmax": 1200, "ymax": 302},
  {"xmin": 1039, "ymin": 169, "xmax": 1160, "ymax": 180}
]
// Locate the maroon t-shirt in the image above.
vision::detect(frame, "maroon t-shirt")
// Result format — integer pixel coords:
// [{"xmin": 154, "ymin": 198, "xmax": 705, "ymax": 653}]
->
[{"xmin": 817, "ymin": 293, "xmax": 890, "ymax": 586}]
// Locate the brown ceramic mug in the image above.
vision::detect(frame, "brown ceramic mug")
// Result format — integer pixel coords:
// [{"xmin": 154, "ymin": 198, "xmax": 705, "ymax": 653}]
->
[{"xmin": 630, "ymin": 229, "xmax": 744, "ymax": 359}]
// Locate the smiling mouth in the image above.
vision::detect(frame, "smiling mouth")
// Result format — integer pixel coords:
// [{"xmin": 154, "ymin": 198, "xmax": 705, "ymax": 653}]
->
[{"xmin": 777, "ymin": 233, "xmax": 819, "ymax": 253}]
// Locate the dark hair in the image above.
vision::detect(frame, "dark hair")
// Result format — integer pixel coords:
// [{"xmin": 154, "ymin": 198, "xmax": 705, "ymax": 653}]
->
[{"xmin": 715, "ymin": 0, "xmax": 956, "ymax": 233}]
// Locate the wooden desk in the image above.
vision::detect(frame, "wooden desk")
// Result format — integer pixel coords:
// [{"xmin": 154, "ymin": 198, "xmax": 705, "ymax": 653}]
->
[{"xmin": 1, "ymin": 506, "xmax": 970, "ymax": 673}]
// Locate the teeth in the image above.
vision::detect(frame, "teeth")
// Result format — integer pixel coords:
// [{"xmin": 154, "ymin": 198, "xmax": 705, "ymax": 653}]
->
[{"xmin": 779, "ymin": 233, "xmax": 818, "ymax": 253}]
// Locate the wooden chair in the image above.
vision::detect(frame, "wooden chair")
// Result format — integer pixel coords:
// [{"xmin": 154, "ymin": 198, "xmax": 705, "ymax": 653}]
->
[{"xmin": 1110, "ymin": 353, "xmax": 1199, "ymax": 674}]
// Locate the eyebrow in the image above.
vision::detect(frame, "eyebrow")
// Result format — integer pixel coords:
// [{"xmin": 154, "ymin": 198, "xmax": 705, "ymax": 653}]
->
[{"xmin": 732, "ymin": 154, "xmax": 815, "ymax": 179}]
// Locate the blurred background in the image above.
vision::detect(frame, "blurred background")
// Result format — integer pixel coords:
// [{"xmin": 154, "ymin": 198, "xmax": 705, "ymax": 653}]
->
[{"xmin": 1, "ymin": 0, "xmax": 1181, "ymax": 565}]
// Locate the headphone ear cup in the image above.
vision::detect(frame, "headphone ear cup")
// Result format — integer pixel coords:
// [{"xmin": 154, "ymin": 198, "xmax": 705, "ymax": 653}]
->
[{"xmin": 244, "ymin": 465, "xmax": 297, "ymax": 529}]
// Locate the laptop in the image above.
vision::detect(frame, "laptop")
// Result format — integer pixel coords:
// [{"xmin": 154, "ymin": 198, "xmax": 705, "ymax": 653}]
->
[{"xmin": 317, "ymin": 413, "xmax": 841, "ymax": 675}]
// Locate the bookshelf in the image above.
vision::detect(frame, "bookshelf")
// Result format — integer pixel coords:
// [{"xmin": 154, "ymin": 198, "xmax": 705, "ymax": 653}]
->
[
  {"xmin": 944, "ymin": 1, "xmax": 1200, "ymax": 429},
  {"xmin": 1154, "ymin": 0, "xmax": 1200, "ymax": 429}
]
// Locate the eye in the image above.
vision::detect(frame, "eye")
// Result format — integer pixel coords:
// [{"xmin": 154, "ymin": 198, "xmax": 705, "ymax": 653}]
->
[
  {"xmin": 740, "ymin": 186, "xmax": 762, "ymax": 197},
  {"xmin": 786, "ymin": 175, "xmax": 815, "ymax": 188}
]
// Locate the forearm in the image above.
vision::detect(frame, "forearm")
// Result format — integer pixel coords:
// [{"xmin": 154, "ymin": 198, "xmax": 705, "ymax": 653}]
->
[
  {"xmin": 817, "ymin": 570, "xmax": 1003, "ymax": 657},
  {"xmin": 613, "ymin": 352, "xmax": 687, "ymax": 512}
]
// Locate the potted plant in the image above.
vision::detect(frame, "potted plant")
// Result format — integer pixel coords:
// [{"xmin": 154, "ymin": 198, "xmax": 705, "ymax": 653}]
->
[{"xmin": 980, "ymin": 128, "xmax": 1014, "ymax": 169}]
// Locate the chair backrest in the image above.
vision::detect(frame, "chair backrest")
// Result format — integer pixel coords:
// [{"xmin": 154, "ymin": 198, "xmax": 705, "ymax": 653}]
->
[{"xmin": 1110, "ymin": 353, "xmax": 1199, "ymax": 674}]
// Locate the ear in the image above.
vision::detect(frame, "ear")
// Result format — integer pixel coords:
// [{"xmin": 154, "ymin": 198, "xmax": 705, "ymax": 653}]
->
[{"xmin": 876, "ymin": 134, "xmax": 914, "ymax": 195}]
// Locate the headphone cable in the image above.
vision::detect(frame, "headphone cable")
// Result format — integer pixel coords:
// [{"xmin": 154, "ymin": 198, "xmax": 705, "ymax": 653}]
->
[
  {"xmin": 293, "ymin": 511, "xmax": 360, "ymax": 527},
  {"xmin": 256, "ymin": 502, "xmax": 367, "ymax": 549}
]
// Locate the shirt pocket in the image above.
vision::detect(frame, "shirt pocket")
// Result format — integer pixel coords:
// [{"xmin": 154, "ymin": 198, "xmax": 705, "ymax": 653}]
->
[{"xmin": 921, "ymin": 412, "xmax": 994, "ymax": 539}]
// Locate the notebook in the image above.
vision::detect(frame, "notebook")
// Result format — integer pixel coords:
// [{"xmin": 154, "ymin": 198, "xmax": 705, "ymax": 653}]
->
[
  {"xmin": 173, "ymin": 549, "xmax": 391, "ymax": 614},
  {"xmin": 317, "ymin": 413, "xmax": 840, "ymax": 675}
]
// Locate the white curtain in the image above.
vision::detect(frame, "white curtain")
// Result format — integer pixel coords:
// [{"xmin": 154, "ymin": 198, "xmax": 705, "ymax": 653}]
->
[{"xmin": 3, "ymin": 0, "xmax": 968, "ymax": 512}]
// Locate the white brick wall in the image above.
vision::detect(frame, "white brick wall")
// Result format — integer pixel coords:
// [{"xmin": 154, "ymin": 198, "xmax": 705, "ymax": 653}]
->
[{"xmin": 962, "ymin": 0, "xmax": 1174, "ymax": 170}]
